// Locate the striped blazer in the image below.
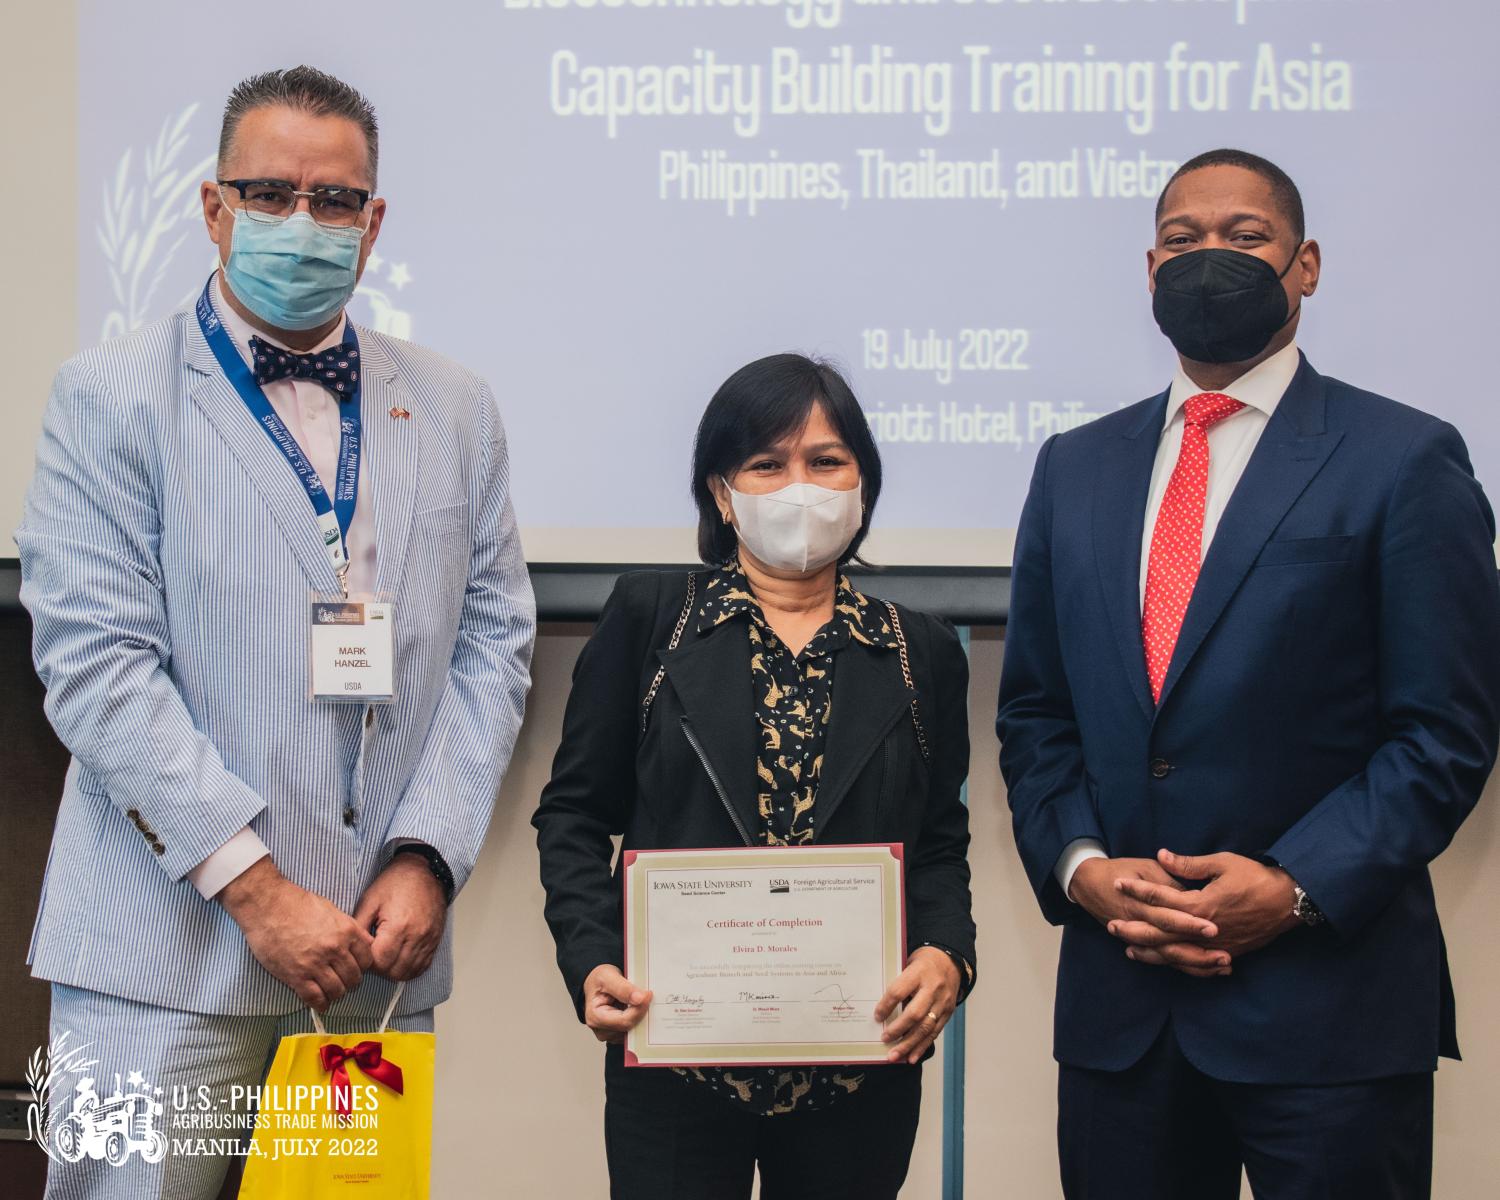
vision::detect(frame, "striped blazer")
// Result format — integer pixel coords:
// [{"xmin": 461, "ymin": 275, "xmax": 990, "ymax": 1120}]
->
[{"xmin": 16, "ymin": 296, "xmax": 536, "ymax": 1017}]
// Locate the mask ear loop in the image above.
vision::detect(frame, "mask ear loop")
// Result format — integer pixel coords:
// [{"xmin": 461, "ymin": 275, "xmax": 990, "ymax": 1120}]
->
[
  {"xmin": 1275, "ymin": 241, "xmax": 1305, "ymax": 280},
  {"xmin": 1272, "ymin": 240, "xmax": 1308, "ymax": 333},
  {"xmin": 716, "ymin": 475, "xmax": 736, "ymax": 527},
  {"xmin": 215, "ymin": 185, "xmax": 239, "ymax": 276}
]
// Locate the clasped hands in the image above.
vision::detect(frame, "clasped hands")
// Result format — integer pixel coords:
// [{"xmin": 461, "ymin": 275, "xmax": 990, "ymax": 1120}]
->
[
  {"xmin": 1070, "ymin": 850, "xmax": 1302, "ymax": 978},
  {"xmin": 220, "ymin": 854, "xmax": 447, "ymax": 1011}
]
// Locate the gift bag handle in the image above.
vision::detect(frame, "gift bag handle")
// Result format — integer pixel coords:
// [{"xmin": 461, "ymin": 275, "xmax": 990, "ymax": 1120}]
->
[{"xmin": 310, "ymin": 980, "xmax": 405, "ymax": 1038}]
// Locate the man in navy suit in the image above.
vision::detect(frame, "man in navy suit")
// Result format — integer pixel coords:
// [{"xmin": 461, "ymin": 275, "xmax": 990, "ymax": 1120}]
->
[{"xmin": 997, "ymin": 148, "xmax": 1500, "ymax": 1198}]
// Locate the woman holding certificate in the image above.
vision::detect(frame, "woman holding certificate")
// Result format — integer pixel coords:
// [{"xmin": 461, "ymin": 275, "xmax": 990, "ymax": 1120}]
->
[{"xmin": 533, "ymin": 354, "xmax": 976, "ymax": 1199}]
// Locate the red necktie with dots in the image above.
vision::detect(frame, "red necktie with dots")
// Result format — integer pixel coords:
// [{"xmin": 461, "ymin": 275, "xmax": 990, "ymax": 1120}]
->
[{"xmin": 1142, "ymin": 392, "xmax": 1246, "ymax": 703}]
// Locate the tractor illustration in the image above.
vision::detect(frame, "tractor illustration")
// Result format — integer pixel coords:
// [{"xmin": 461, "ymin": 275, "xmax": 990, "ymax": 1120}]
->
[{"xmin": 52, "ymin": 1074, "xmax": 166, "ymax": 1165}]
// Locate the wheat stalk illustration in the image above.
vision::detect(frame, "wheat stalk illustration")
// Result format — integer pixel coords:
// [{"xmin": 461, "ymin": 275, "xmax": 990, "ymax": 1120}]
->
[
  {"xmin": 25, "ymin": 1032, "xmax": 96, "ymax": 1163},
  {"xmin": 97, "ymin": 102, "xmax": 215, "ymax": 340}
]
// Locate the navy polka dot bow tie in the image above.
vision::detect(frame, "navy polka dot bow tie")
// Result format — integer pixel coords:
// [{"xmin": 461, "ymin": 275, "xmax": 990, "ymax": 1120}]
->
[{"xmin": 249, "ymin": 335, "xmax": 361, "ymax": 400}]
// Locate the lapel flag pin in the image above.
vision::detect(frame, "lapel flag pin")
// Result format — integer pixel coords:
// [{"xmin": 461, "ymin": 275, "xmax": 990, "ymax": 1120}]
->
[{"xmin": 389, "ymin": 405, "xmax": 411, "ymax": 420}]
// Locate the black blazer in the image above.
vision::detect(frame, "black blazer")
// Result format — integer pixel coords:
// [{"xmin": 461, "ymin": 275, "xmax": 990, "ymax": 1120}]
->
[{"xmin": 533, "ymin": 569, "xmax": 976, "ymax": 1020}]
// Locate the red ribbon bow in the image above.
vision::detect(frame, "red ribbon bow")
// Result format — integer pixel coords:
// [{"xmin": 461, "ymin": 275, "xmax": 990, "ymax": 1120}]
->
[{"xmin": 318, "ymin": 1040, "xmax": 405, "ymax": 1121}]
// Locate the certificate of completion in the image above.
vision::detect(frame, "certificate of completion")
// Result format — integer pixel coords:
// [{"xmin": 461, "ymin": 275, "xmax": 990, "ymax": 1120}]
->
[{"xmin": 622, "ymin": 844, "xmax": 905, "ymax": 1067}]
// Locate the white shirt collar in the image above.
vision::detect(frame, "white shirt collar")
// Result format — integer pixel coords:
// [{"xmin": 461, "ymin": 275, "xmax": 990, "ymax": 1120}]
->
[
  {"xmin": 210, "ymin": 272, "xmax": 347, "ymax": 363},
  {"xmin": 1164, "ymin": 340, "xmax": 1301, "ymax": 427}
]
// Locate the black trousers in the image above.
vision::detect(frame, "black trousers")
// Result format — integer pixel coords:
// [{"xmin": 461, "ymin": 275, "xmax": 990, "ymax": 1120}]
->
[
  {"xmin": 1058, "ymin": 1025, "xmax": 1433, "ymax": 1200},
  {"xmin": 603, "ymin": 1045, "xmax": 922, "ymax": 1200}
]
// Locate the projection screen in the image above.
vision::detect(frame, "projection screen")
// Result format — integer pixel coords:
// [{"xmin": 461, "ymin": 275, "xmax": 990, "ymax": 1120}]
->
[{"xmin": 59, "ymin": 0, "xmax": 1498, "ymax": 566}]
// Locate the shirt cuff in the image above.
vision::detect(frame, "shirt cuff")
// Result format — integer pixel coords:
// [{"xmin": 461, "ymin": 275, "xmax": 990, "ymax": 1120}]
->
[
  {"xmin": 1055, "ymin": 838, "xmax": 1108, "ymax": 902},
  {"xmin": 187, "ymin": 826, "xmax": 271, "ymax": 900}
]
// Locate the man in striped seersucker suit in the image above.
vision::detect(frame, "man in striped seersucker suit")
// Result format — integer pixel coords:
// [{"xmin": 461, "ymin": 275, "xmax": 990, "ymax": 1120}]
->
[{"xmin": 17, "ymin": 66, "xmax": 536, "ymax": 1198}]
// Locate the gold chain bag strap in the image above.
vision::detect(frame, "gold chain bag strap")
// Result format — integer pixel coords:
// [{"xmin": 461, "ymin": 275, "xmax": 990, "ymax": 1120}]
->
[
  {"xmin": 640, "ymin": 573, "xmax": 697, "ymax": 731},
  {"xmin": 882, "ymin": 600, "xmax": 932, "ymax": 763}
]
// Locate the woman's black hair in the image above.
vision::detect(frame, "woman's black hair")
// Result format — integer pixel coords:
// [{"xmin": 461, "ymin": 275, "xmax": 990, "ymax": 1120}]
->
[{"xmin": 691, "ymin": 353, "xmax": 882, "ymax": 567}]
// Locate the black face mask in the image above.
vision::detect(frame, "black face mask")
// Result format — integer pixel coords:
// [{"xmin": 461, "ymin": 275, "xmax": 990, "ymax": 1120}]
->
[{"xmin": 1151, "ymin": 246, "xmax": 1302, "ymax": 365}]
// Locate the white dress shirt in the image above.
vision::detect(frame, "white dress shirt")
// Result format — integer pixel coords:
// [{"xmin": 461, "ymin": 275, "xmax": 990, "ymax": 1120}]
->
[
  {"xmin": 1055, "ymin": 341, "xmax": 1302, "ymax": 899},
  {"xmin": 187, "ymin": 277, "xmax": 378, "ymax": 899}
]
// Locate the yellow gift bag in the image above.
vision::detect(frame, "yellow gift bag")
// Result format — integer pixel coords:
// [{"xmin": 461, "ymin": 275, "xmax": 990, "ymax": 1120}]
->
[{"xmin": 239, "ymin": 984, "xmax": 433, "ymax": 1199}]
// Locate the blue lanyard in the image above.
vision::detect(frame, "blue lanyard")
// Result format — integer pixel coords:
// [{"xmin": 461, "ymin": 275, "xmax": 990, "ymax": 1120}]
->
[{"xmin": 195, "ymin": 276, "xmax": 362, "ymax": 588}]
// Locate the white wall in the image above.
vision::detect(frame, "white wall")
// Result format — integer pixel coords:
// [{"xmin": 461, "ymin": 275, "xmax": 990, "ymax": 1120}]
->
[{"xmin": 1, "ymin": 3, "xmax": 77, "ymax": 549}]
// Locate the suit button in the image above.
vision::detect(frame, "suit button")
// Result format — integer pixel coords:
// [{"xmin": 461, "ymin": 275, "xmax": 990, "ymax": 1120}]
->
[
  {"xmin": 343, "ymin": 807, "xmax": 357, "ymax": 827},
  {"xmin": 150, "ymin": 840, "xmax": 165, "ymax": 855},
  {"xmin": 1149, "ymin": 758, "xmax": 1172, "ymax": 779},
  {"xmin": 126, "ymin": 808, "xmax": 141, "ymax": 821}
]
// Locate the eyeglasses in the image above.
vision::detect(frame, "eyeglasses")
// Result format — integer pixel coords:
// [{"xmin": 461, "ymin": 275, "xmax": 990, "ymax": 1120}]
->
[{"xmin": 217, "ymin": 179, "xmax": 373, "ymax": 229}]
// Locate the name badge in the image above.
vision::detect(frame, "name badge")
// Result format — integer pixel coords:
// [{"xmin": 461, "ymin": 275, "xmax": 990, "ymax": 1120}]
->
[{"xmin": 309, "ymin": 594, "xmax": 395, "ymax": 703}]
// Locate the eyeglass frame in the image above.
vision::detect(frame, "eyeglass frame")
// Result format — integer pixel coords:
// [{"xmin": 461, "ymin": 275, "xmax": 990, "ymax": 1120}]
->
[{"xmin": 216, "ymin": 179, "xmax": 375, "ymax": 229}]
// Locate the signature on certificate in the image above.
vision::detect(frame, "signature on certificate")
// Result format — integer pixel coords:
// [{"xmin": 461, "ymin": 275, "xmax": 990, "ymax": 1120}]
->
[{"xmin": 810, "ymin": 984, "xmax": 858, "ymax": 1016}]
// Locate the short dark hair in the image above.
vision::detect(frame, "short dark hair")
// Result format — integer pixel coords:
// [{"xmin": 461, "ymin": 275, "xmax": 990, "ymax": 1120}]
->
[
  {"xmin": 1155, "ymin": 148, "xmax": 1305, "ymax": 244},
  {"xmin": 691, "ymin": 354, "xmax": 882, "ymax": 567},
  {"xmin": 219, "ymin": 66, "xmax": 380, "ymax": 188}
]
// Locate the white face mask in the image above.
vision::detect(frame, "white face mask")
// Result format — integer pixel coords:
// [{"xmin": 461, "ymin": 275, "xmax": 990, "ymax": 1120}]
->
[{"xmin": 723, "ymin": 479, "xmax": 864, "ymax": 573}]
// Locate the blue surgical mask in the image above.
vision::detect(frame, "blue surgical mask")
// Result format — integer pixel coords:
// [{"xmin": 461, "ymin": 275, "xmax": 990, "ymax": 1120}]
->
[{"xmin": 222, "ymin": 211, "xmax": 363, "ymax": 331}]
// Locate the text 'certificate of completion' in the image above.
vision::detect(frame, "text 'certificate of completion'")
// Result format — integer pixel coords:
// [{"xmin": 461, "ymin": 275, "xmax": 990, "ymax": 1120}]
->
[{"xmin": 622, "ymin": 844, "xmax": 905, "ymax": 1067}]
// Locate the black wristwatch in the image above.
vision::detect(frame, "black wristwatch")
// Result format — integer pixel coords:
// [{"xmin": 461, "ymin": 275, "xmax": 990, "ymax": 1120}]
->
[
  {"xmin": 1291, "ymin": 884, "xmax": 1326, "ymax": 927},
  {"xmin": 393, "ymin": 843, "xmax": 455, "ymax": 906},
  {"xmin": 1262, "ymin": 856, "xmax": 1327, "ymax": 929},
  {"xmin": 916, "ymin": 942, "xmax": 976, "ymax": 1002}
]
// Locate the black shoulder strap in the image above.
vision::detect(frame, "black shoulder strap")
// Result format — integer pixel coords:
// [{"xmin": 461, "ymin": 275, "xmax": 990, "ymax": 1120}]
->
[
  {"xmin": 881, "ymin": 600, "xmax": 931, "ymax": 763},
  {"xmin": 640, "ymin": 572, "xmax": 697, "ymax": 731}
]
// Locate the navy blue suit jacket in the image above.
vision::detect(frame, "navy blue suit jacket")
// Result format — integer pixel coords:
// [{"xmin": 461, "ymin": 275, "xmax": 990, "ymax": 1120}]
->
[{"xmin": 997, "ymin": 354, "xmax": 1500, "ymax": 1084}]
